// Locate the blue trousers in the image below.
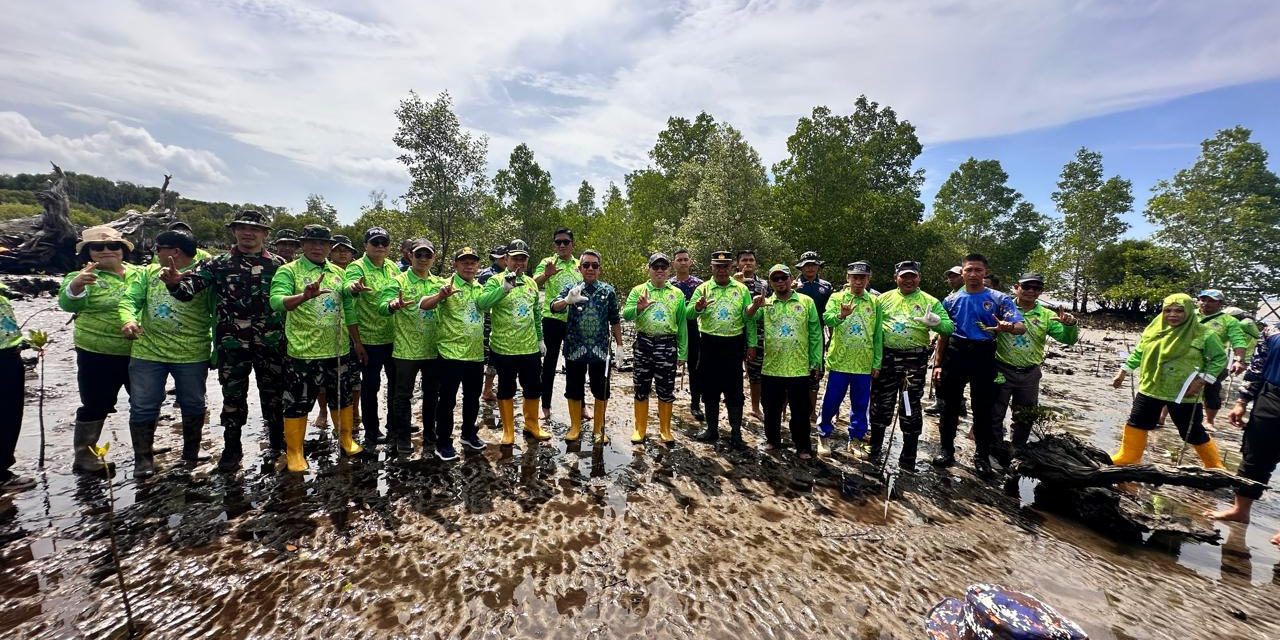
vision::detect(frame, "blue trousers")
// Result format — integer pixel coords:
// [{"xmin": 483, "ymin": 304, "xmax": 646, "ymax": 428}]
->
[
  {"xmin": 128, "ymin": 358, "xmax": 208, "ymax": 424},
  {"xmin": 818, "ymin": 371, "xmax": 872, "ymax": 439}
]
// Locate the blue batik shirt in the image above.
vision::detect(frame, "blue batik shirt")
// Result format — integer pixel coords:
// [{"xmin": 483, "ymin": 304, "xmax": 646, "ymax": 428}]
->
[
  {"xmin": 943, "ymin": 287, "xmax": 1024, "ymax": 342},
  {"xmin": 556, "ymin": 280, "xmax": 621, "ymax": 364}
]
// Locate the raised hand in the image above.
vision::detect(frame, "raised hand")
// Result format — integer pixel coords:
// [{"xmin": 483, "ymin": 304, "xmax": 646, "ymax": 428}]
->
[
  {"xmin": 438, "ymin": 282, "xmax": 456, "ymax": 299},
  {"xmin": 839, "ymin": 300, "xmax": 854, "ymax": 319},
  {"xmin": 1056, "ymin": 307, "xmax": 1077, "ymax": 326},
  {"xmin": 982, "ymin": 319, "xmax": 1015, "ymax": 333},
  {"xmin": 159, "ymin": 256, "xmax": 182, "ymax": 285},
  {"xmin": 502, "ymin": 273, "xmax": 516, "ymax": 293},
  {"xmin": 695, "ymin": 295, "xmax": 714, "ymax": 312},
  {"xmin": 349, "ymin": 277, "xmax": 371, "ymax": 296},
  {"xmin": 389, "ymin": 289, "xmax": 408, "ymax": 312},
  {"xmin": 749, "ymin": 293, "xmax": 766, "ymax": 313},
  {"xmin": 912, "ymin": 310, "xmax": 941, "ymax": 327},
  {"xmin": 303, "ymin": 275, "xmax": 331, "ymax": 301},
  {"xmin": 121, "ymin": 321, "xmax": 145, "ymax": 340},
  {"xmin": 70, "ymin": 261, "xmax": 99, "ymax": 294},
  {"xmin": 542, "ymin": 259, "xmax": 559, "ymax": 278},
  {"xmin": 565, "ymin": 284, "xmax": 588, "ymax": 305},
  {"xmin": 636, "ymin": 292, "xmax": 651, "ymax": 312}
]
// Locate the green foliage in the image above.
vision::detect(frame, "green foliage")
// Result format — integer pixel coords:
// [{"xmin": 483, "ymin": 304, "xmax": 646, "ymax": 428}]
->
[
  {"xmin": 1145, "ymin": 126, "xmax": 1280, "ymax": 295},
  {"xmin": 1044, "ymin": 148, "xmax": 1133, "ymax": 311},
  {"xmin": 1090, "ymin": 240, "xmax": 1191, "ymax": 313},
  {"xmin": 931, "ymin": 158, "xmax": 1048, "ymax": 280},
  {"xmin": 0, "ymin": 202, "xmax": 42, "ymax": 221},
  {"xmin": 493, "ymin": 143, "xmax": 558, "ymax": 244}
]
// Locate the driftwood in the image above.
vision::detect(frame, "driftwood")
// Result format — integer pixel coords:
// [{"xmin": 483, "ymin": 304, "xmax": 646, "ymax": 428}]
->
[
  {"xmin": 1014, "ymin": 432, "xmax": 1262, "ymax": 545},
  {"xmin": 0, "ymin": 167, "xmax": 175, "ymax": 274}
]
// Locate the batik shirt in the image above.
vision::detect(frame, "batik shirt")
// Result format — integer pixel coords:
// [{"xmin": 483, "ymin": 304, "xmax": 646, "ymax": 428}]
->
[
  {"xmin": 669, "ymin": 275, "xmax": 703, "ymax": 302},
  {"xmin": 433, "ymin": 274, "xmax": 486, "ymax": 362},
  {"xmin": 269, "ymin": 258, "xmax": 356, "ymax": 360},
  {"xmin": 119, "ymin": 262, "xmax": 215, "ymax": 363},
  {"xmin": 168, "ymin": 248, "xmax": 286, "ymax": 354},
  {"xmin": 380, "ymin": 269, "xmax": 443, "ymax": 360},
  {"xmin": 623, "ymin": 281, "xmax": 689, "ymax": 361},
  {"xmin": 1239, "ymin": 333, "xmax": 1280, "ymax": 403},
  {"xmin": 755, "ymin": 292, "xmax": 822, "ymax": 377},
  {"xmin": 59, "ymin": 265, "xmax": 142, "ymax": 356},
  {"xmin": 823, "ymin": 288, "xmax": 882, "ymax": 374},
  {"xmin": 996, "ymin": 302, "xmax": 1079, "ymax": 368},
  {"xmin": 534, "ymin": 255, "xmax": 581, "ymax": 322},
  {"xmin": 876, "ymin": 289, "xmax": 953, "ymax": 350},
  {"xmin": 476, "ymin": 271, "xmax": 543, "ymax": 356},
  {"xmin": 344, "ymin": 255, "xmax": 401, "ymax": 346},
  {"xmin": 556, "ymin": 280, "xmax": 620, "ymax": 364}
]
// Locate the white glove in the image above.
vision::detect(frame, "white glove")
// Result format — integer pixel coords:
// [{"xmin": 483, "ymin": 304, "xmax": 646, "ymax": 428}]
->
[
  {"xmin": 912, "ymin": 310, "xmax": 941, "ymax": 327},
  {"xmin": 565, "ymin": 284, "xmax": 587, "ymax": 305},
  {"xmin": 539, "ymin": 340, "xmax": 547, "ymax": 356}
]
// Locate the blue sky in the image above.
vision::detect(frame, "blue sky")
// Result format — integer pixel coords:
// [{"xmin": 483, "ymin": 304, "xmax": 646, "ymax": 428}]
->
[{"xmin": 0, "ymin": 0, "xmax": 1277, "ymax": 238}]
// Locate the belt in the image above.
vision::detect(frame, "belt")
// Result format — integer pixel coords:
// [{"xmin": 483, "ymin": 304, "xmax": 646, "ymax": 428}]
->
[
  {"xmin": 885, "ymin": 346, "xmax": 931, "ymax": 355},
  {"xmin": 1000, "ymin": 362, "xmax": 1039, "ymax": 374}
]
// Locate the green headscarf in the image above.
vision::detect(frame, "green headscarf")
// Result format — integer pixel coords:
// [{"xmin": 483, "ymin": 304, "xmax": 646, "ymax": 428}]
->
[{"xmin": 1137, "ymin": 293, "xmax": 1206, "ymax": 385}]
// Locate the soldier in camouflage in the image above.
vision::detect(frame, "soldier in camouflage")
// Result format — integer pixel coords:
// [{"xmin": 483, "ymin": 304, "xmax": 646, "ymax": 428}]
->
[{"xmin": 164, "ymin": 209, "xmax": 287, "ymax": 472}]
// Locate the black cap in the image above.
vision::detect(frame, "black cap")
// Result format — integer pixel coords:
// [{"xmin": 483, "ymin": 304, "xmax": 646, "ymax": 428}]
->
[
  {"xmin": 846, "ymin": 261, "xmax": 871, "ymax": 275},
  {"xmin": 227, "ymin": 209, "xmax": 273, "ymax": 230},
  {"xmin": 894, "ymin": 260, "xmax": 921, "ymax": 275},
  {"xmin": 364, "ymin": 227, "xmax": 390, "ymax": 243},
  {"xmin": 330, "ymin": 235, "xmax": 356, "ymax": 251},
  {"xmin": 1017, "ymin": 272, "xmax": 1045, "ymax": 285},
  {"xmin": 710, "ymin": 250, "xmax": 734, "ymax": 265},
  {"xmin": 648, "ymin": 252, "xmax": 670, "ymax": 267},
  {"xmin": 507, "ymin": 239, "xmax": 530, "ymax": 257},
  {"xmin": 300, "ymin": 225, "xmax": 331, "ymax": 242},
  {"xmin": 454, "ymin": 246, "xmax": 481, "ymax": 260},
  {"xmin": 795, "ymin": 251, "xmax": 823, "ymax": 268},
  {"xmin": 490, "ymin": 245, "xmax": 508, "ymax": 259},
  {"xmin": 410, "ymin": 238, "xmax": 435, "ymax": 254}
]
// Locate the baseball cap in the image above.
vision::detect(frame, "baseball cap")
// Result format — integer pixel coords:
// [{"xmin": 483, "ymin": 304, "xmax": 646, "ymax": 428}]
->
[
  {"xmin": 507, "ymin": 239, "xmax": 530, "ymax": 257},
  {"xmin": 846, "ymin": 261, "xmax": 871, "ymax": 275},
  {"xmin": 364, "ymin": 227, "xmax": 390, "ymax": 243},
  {"xmin": 411, "ymin": 238, "xmax": 435, "ymax": 254},
  {"xmin": 768, "ymin": 264, "xmax": 791, "ymax": 278},
  {"xmin": 454, "ymin": 246, "xmax": 481, "ymax": 260},
  {"xmin": 648, "ymin": 252, "xmax": 670, "ymax": 267},
  {"xmin": 1018, "ymin": 273, "xmax": 1045, "ymax": 285},
  {"xmin": 895, "ymin": 260, "xmax": 921, "ymax": 275},
  {"xmin": 946, "ymin": 265, "xmax": 963, "ymax": 276},
  {"xmin": 1197, "ymin": 289, "xmax": 1225, "ymax": 301}
]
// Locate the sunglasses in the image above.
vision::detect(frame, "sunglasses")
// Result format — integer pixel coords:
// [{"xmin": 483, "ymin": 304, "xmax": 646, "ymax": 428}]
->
[
  {"xmin": 368, "ymin": 238, "xmax": 390, "ymax": 247},
  {"xmin": 413, "ymin": 250, "xmax": 434, "ymax": 258},
  {"xmin": 580, "ymin": 262, "xmax": 601, "ymax": 269},
  {"xmin": 554, "ymin": 239, "xmax": 573, "ymax": 246},
  {"xmin": 770, "ymin": 274, "xmax": 790, "ymax": 282},
  {"xmin": 87, "ymin": 243, "xmax": 124, "ymax": 252},
  {"xmin": 650, "ymin": 263, "xmax": 669, "ymax": 270}
]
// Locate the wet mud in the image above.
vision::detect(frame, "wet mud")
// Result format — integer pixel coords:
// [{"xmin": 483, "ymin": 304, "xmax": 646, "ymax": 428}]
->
[{"xmin": 2, "ymin": 295, "xmax": 1279, "ymax": 638}]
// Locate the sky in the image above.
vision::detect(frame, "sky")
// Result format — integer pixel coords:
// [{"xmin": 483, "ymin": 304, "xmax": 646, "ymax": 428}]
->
[{"xmin": 1, "ymin": 0, "xmax": 1278, "ymax": 239}]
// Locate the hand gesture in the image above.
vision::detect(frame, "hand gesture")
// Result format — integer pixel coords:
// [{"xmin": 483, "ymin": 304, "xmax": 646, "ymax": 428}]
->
[
  {"xmin": 982, "ymin": 319, "xmax": 1014, "ymax": 333},
  {"xmin": 732, "ymin": 271, "xmax": 745, "ymax": 283},
  {"xmin": 438, "ymin": 282, "xmax": 456, "ymax": 299},
  {"xmin": 636, "ymin": 292, "xmax": 651, "ymax": 312},
  {"xmin": 349, "ymin": 277, "xmax": 371, "ymax": 296},
  {"xmin": 1228, "ymin": 402, "xmax": 1247, "ymax": 428},
  {"xmin": 159, "ymin": 256, "xmax": 182, "ymax": 285},
  {"xmin": 1230, "ymin": 360, "xmax": 1247, "ymax": 376},
  {"xmin": 502, "ymin": 274, "xmax": 516, "ymax": 293},
  {"xmin": 303, "ymin": 276, "xmax": 331, "ymax": 301},
  {"xmin": 1056, "ymin": 307, "xmax": 1077, "ymax": 326},
  {"xmin": 70, "ymin": 261, "xmax": 99, "ymax": 293},
  {"xmin": 542, "ymin": 259, "xmax": 559, "ymax": 277},
  {"xmin": 389, "ymin": 290, "xmax": 408, "ymax": 312},
  {"xmin": 565, "ymin": 284, "xmax": 588, "ymax": 305},
  {"xmin": 695, "ymin": 294, "xmax": 713, "ymax": 312},
  {"xmin": 1111, "ymin": 370, "xmax": 1126, "ymax": 389},
  {"xmin": 912, "ymin": 310, "xmax": 941, "ymax": 327},
  {"xmin": 839, "ymin": 301, "xmax": 854, "ymax": 319},
  {"xmin": 749, "ymin": 294, "xmax": 766, "ymax": 313},
  {"xmin": 121, "ymin": 321, "xmax": 145, "ymax": 340}
]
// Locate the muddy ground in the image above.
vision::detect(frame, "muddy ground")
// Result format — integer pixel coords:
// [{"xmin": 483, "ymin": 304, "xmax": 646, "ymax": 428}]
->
[{"xmin": 1, "ymin": 290, "xmax": 1278, "ymax": 639}]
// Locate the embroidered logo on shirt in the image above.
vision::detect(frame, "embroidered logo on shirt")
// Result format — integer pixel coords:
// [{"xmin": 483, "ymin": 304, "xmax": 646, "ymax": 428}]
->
[{"xmin": 153, "ymin": 301, "xmax": 176, "ymax": 320}]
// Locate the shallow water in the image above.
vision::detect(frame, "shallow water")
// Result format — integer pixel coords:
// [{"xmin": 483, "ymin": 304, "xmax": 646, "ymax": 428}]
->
[{"xmin": 2, "ymin": 295, "xmax": 1278, "ymax": 638}]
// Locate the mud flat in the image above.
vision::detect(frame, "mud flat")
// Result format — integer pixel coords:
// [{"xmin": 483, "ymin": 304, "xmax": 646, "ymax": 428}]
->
[{"xmin": 1, "ymin": 296, "xmax": 1277, "ymax": 639}]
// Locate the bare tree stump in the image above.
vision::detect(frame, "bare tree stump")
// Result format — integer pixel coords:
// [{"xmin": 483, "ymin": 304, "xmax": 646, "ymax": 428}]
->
[{"xmin": 0, "ymin": 163, "xmax": 78, "ymax": 274}]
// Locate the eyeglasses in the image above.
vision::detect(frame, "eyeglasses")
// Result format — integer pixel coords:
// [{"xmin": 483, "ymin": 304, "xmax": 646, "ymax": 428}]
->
[
  {"xmin": 769, "ymin": 275, "xmax": 790, "ymax": 282},
  {"xmin": 580, "ymin": 262, "xmax": 601, "ymax": 269},
  {"xmin": 87, "ymin": 243, "xmax": 124, "ymax": 252},
  {"xmin": 554, "ymin": 239, "xmax": 573, "ymax": 246},
  {"xmin": 413, "ymin": 250, "xmax": 434, "ymax": 258},
  {"xmin": 369, "ymin": 238, "xmax": 390, "ymax": 247},
  {"xmin": 1020, "ymin": 284, "xmax": 1043, "ymax": 291}
]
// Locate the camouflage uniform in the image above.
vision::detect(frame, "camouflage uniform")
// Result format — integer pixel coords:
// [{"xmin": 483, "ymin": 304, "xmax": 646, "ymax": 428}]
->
[{"xmin": 168, "ymin": 245, "xmax": 287, "ymax": 452}]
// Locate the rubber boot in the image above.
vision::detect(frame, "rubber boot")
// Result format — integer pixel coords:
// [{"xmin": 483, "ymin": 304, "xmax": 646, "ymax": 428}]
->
[
  {"xmin": 130, "ymin": 421, "xmax": 158, "ymax": 479},
  {"xmin": 217, "ymin": 425, "xmax": 243, "ymax": 473},
  {"xmin": 499, "ymin": 400, "xmax": 516, "ymax": 445},
  {"xmin": 72, "ymin": 419, "xmax": 114, "ymax": 475},
  {"xmin": 181, "ymin": 414, "xmax": 210, "ymax": 463},
  {"xmin": 593, "ymin": 400, "xmax": 608, "ymax": 445},
  {"xmin": 726, "ymin": 403, "xmax": 745, "ymax": 450},
  {"xmin": 1109, "ymin": 425, "xmax": 1148, "ymax": 466},
  {"xmin": 566, "ymin": 400, "xmax": 584, "ymax": 442},
  {"xmin": 632, "ymin": 399, "xmax": 649, "ymax": 443},
  {"xmin": 1193, "ymin": 439, "xmax": 1225, "ymax": 469},
  {"xmin": 523, "ymin": 399, "xmax": 551, "ymax": 440},
  {"xmin": 658, "ymin": 401, "xmax": 675, "ymax": 443},
  {"xmin": 337, "ymin": 405, "xmax": 364, "ymax": 456},
  {"xmin": 283, "ymin": 417, "xmax": 309, "ymax": 473},
  {"xmin": 898, "ymin": 433, "xmax": 920, "ymax": 472}
]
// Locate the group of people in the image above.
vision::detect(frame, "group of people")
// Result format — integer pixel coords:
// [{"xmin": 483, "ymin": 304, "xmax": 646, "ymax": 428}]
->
[{"xmin": 1, "ymin": 210, "xmax": 1278, "ymax": 542}]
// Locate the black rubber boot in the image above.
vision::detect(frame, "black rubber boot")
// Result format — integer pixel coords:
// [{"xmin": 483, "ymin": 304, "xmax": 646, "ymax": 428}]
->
[
  {"xmin": 72, "ymin": 419, "xmax": 115, "ymax": 475},
  {"xmin": 932, "ymin": 449, "xmax": 956, "ymax": 467},
  {"xmin": 973, "ymin": 453, "xmax": 993, "ymax": 477},
  {"xmin": 217, "ymin": 426, "xmax": 243, "ymax": 473},
  {"xmin": 130, "ymin": 421, "xmax": 158, "ymax": 478},
  {"xmin": 182, "ymin": 414, "xmax": 210, "ymax": 462},
  {"xmin": 726, "ymin": 403, "xmax": 746, "ymax": 450},
  {"xmin": 394, "ymin": 426, "xmax": 413, "ymax": 454},
  {"xmin": 898, "ymin": 433, "xmax": 920, "ymax": 471},
  {"xmin": 693, "ymin": 426, "xmax": 719, "ymax": 443},
  {"xmin": 868, "ymin": 425, "xmax": 885, "ymax": 464},
  {"xmin": 690, "ymin": 397, "xmax": 705, "ymax": 422}
]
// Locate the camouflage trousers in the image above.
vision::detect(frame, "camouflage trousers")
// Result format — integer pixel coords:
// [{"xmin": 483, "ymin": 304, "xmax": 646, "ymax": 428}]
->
[
  {"xmin": 633, "ymin": 333, "xmax": 677, "ymax": 403},
  {"xmin": 218, "ymin": 347, "xmax": 284, "ymax": 437},
  {"xmin": 284, "ymin": 356, "xmax": 359, "ymax": 418}
]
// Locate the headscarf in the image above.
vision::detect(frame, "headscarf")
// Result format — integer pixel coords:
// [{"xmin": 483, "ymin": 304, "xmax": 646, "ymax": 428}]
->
[{"xmin": 1137, "ymin": 293, "xmax": 1206, "ymax": 385}]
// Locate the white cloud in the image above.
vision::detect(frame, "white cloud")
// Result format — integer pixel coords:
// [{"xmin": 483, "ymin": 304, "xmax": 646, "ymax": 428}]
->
[
  {"xmin": 0, "ymin": 0, "xmax": 1277, "ymax": 213},
  {"xmin": 0, "ymin": 112, "xmax": 230, "ymax": 190}
]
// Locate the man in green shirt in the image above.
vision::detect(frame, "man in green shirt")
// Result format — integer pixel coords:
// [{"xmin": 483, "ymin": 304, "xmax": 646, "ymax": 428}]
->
[
  {"xmin": 818, "ymin": 261, "xmax": 883, "ymax": 455},
  {"xmin": 382, "ymin": 238, "xmax": 443, "ymax": 455},
  {"xmin": 121, "ymin": 230, "xmax": 216, "ymax": 476},
  {"xmin": 421, "ymin": 246, "xmax": 488, "ymax": 461},
  {"xmin": 534, "ymin": 228, "xmax": 583, "ymax": 420},
  {"xmin": 344, "ymin": 226, "xmax": 402, "ymax": 445},
  {"xmin": 623, "ymin": 253, "xmax": 689, "ymax": 444},
  {"xmin": 747, "ymin": 264, "xmax": 822, "ymax": 459},
  {"xmin": 477, "ymin": 239, "xmax": 550, "ymax": 445},
  {"xmin": 991, "ymin": 273, "xmax": 1079, "ymax": 457},
  {"xmin": 1198, "ymin": 289, "xmax": 1250, "ymax": 430},
  {"xmin": 690, "ymin": 250, "xmax": 756, "ymax": 449},
  {"xmin": 269, "ymin": 225, "xmax": 361, "ymax": 472},
  {"xmin": 869, "ymin": 260, "xmax": 954, "ymax": 470}
]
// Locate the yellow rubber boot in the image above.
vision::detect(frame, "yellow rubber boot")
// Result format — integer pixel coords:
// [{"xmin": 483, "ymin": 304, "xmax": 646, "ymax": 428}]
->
[
  {"xmin": 523, "ymin": 399, "xmax": 551, "ymax": 440},
  {"xmin": 593, "ymin": 400, "xmax": 608, "ymax": 445},
  {"xmin": 1110, "ymin": 425, "xmax": 1148, "ymax": 466},
  {"xmin": 337, "ymin": 405, "xmax": 363, "ymax": 456},
  {"xmin": 658, "ymin": 400, "xmax": 675, "ymax": 443},
  {"xmin": 499, "ymin": 399, "xmax": 516, "ymax": 445},
  {"xmin": 284, "ymin": 417, "xmax": 309, "ymax": 472},
  {"xmin": 631, "ymin": 399, "xmax": 649, "ymax": 443},
  {"xmin": 566, "ymin": 400, "xmax": 584, "ymax": 441},
  {"xmin": 1194, "ymin": 439, "xmax": 1225, "ymax": 469}
]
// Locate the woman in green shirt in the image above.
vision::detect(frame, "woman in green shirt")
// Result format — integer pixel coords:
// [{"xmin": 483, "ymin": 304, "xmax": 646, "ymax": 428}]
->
[
  {"xmin": 1111, "ymin": 293, "xmax": 1227, "ymax": 468},
  {"xmin": 59, "ymin": 226, "xmax": 141, "ymax": 475}
]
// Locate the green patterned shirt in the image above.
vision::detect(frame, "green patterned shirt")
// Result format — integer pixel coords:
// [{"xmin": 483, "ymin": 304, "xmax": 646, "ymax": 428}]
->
[
  {"xmin": 0, "ymin": 290, "xmax": 19, "ymax": 350},
  {"xmin": 996, "ymin": 302, "xmax": 1079, "ymax": 368},
  {"xmin": 756, "ymin": 292, "xmax": 823, "ymax": 377},
  {"xmin": 534, "ymin": 255, "xmax": 581, "ymax": 322},
  {"xmin": 623, "ymin": 281, "xmax": 689, "ymax": 361},
  {"xmin": 269, "ymin": 258, "xmax": 356, "ymax": 359},
  {"xmin": 119, "ymin": 262, "xmax": 215, "ymax": 363},
  {"xmin": 344, "ymin": 255, "xmax": 400, "ymax": 345},
  {"xmin": 380, "ymin": 269, "xmax": 443, "ymax": 360},
  {"xmin": 434, "ymin": 274, "xmax": 486, "ymax": 362},
  {"xmin": 59, "ymin": 265, "xmax": 142, "ymax": 356},
  {"xmin": 690, "ymin": 279, "xmax": 756, "ymax": 346},
  {"xmin": 876, "ymin": 289, "xmax": 954, "ymax": 350},
  {"xmin": 824, "ymin": 288, "xmax": 883, "ymax": 374},
  {"xmin": 476, "ymin": 271, "xmax": 543, "ymax": 356}
]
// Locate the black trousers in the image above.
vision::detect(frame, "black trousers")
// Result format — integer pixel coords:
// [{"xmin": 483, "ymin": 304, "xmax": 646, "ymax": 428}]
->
[
  {"xmin": 436, "ymin": 359, "xmax": 483, "ymax": 446},
  {"xmin": 763, "ymin": 375, "xmax": 812, "ymax": 453},
  {"xmin": 1237, "ymin": 383, "xmax": 1280, "ymax": 499},
  {"xmin": 0, "ymin": 347, "xmax": 23, "ymax": 472},
  {"xmin": 494, "ymin": 352, "xmax": 542, "ymax": 400},
  {"xmin": 392, "ymin": 357, "xmax": 439, "ymax": 441},
  {"xmin": 540, "ymin": 319, "xmax": 567, "ymax": 409},
  {"xmin": 360, "ymin": 342, "xmax": 396, "ymax": 433},
  {"xmin": 75, "ymin": 348, "xmax": 131, "ymax": 422},
  {"xmin": 565, "ymin": 360, "xmax": 609, "ymax": 401},
  {"xmin": 939, "ymin": 338, "xmax": 998, "ymax": 457},
  {"xmin": 699, "ymin": 333, "xmax": 746, "ymax": 430},
  {"xmin": 686, "ymin": 319, "xmax": 701, "ymax": 403}
]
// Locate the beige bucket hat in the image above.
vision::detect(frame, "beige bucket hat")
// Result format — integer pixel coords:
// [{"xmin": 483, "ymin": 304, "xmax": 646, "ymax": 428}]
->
[{"xmin": 76, "ymin": 225, "xmax": 135, "ymax": 253}]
